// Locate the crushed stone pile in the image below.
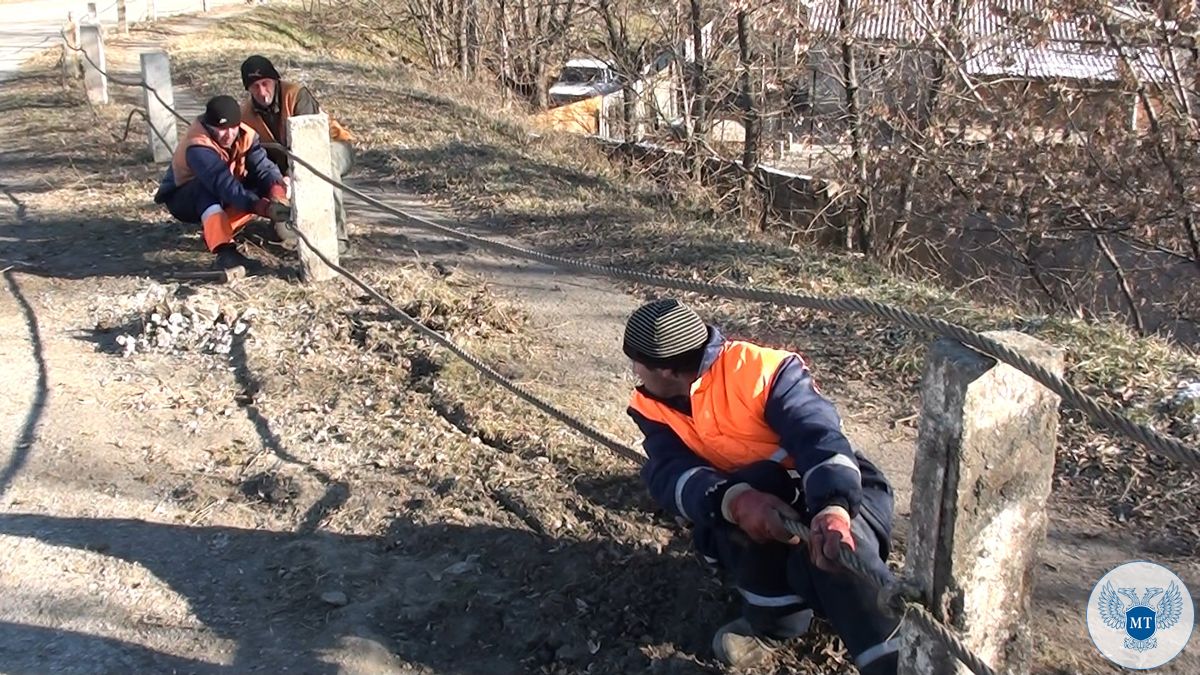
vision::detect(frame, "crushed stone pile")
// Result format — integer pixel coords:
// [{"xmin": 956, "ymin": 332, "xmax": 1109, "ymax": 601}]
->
[{"xmin": 104, "ymin": 283, "xmax": 256, "ymax": 357}]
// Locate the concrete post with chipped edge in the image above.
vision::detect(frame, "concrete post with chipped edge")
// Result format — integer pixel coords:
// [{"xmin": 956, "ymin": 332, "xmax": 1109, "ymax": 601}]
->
[
  {"xmin": 287, "ymin": 113, "xmax": 339, "ymax": 282},
  {"xmin": 900, "ymin": 331, "xmax": 1064, "ymax": 675},
  {"xmin": 140, "ymin": 51, "xmax": 177, "ymax": 163},
  {"xmin": 79, "ymin": 22, "xmax": 108, "ymax": 105},
  {"xmin": 61, "ymin": 15, "xmax": 76, "ymax": 82}
]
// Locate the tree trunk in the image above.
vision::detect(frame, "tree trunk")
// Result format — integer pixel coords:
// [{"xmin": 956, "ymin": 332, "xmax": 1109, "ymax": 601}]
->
[
  {"xmin": 467, "ymin": 0, "xmax": 481, "ymax": 77},
  {"xmin": 456, "ymin": 0, "xmax": 470, "ymax": 77},
  {"xmin": 532, "ymin": 54, "xmax": 549, "ymax": 109},
  {"xmin": 687, "ymin": 0, "xmax": 708, "ymax": 181},
  {"xmin": 597, "ymin": 0, "xmax": 637, "ymax": 140},
  {"xmin": 737, "ymin": 10, "xmax": 763, "ymax": 229},
  {"xmin": 498, "ymin": 0, "xmax": 512, "ymax": 100},
  {"xmin": 838, "ymin": 0, "xmax": 870, "ymax": 252},
  {"xmin": 882, "ymin": 0, "xmax": 961, "ymax": 262}
]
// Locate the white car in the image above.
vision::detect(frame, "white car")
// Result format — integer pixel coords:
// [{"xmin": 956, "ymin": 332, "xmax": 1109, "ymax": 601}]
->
[{"xmin": 548, "ymin": 58, "xmax": 622, "ymax": 105}]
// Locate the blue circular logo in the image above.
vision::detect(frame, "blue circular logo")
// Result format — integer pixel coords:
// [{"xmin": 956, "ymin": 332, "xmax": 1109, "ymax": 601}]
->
[{"xmin": 1087, "ymin": 561, "xmax": 1195, "ymax": 669}]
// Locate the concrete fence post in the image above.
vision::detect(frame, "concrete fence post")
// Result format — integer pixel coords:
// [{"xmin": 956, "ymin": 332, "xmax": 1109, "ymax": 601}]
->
[
  {"xmin": 597, "ymin": 96, "xmax": 610, "ymax": 140},
  {"xmin": 286, "ymin": 113, "xmax": 340, "ymax": 282},
  {"xmin": 149, "ymin": 0, "xmax": 158, "ymax": 21},
  {"xmin": 117, "ymin": 0, "xmax": 128, "ymax": 33},
  {"xmin": 140, "ymin": 51, "xmax": 177, "ymax": 163},
  {"xmin": 900, "ymin": 331, "xmax": 1064, "ymax": 675},
  {"xmin": 79, "ymin": 23, "xmax": 108, "ymax": 105},
  {"xmin": 71, "ymin": 12, "xmax": 81, "ymax": 48},
  {"xmin": 61, "ymin": 13, "xmax": 81, "ymax": 81}
]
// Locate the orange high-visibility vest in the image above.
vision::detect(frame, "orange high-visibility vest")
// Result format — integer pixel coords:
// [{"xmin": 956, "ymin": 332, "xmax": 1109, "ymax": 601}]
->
[
  {"xmin": 171, "ymin": 120, "xmax": 258, "ymax": 187},
  {"xmin": 240, "ymin": 80, "xmax": 354, "ymax": 148},
  {"xmin": 629, "ymin": 341, "xmax": 794, "ymax": 472}
]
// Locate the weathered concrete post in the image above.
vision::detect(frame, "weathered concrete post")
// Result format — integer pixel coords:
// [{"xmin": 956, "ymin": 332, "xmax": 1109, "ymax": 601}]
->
[
  {"xmin": 140, "ymin": 51, "xmax": 177, "ymax": 163},
  {"xmin": 597, "ymin": 95, "xmax": 610, "ymax": 140},
  {"xmin": 900, "ymin": 331, "xmax": 1064, "ymax": 675},
  {"xmin": 117, "ymin": 0, "xmax": 128, "ymax": 33},
  {"xmin": 286, "ymin": 113, "xmax": 339, "ymax": 281},
  {"xmin": 61, "ymin": 14, "xmax": 81, "ymax": 81},
  {"xmin": 79, "ymin": 22, "xmax": 108, "ymax": 105},
  {"xmin": 70, "ymin": 12, "xmax": 80, "ymax": 46}
]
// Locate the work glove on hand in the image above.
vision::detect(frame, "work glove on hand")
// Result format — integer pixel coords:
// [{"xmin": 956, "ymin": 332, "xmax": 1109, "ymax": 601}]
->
[
  {"xmin": 809, "ymin": 506, "xmax": 855, "ymax": 573},
  {"xmin": 253, "ymin": 197, "xmax": 274, "ymax": 219},
  {"xmin": 252, "ymin": 197, "xmax": 292, "ymax": 223},
  {"xmin": 722, "ymin": 483, "xmax": 802, "ymax": 545},
  {"xmin": 266, "ymin": 199, "xmax": 292, "ymax": 222}
]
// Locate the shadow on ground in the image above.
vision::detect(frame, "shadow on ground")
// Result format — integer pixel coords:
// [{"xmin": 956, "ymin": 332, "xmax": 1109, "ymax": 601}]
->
[
  {"xmin": 0, "ymin": 271, "xmax": 47, "ymax": 500},
  {"xmin": 0, "ymin": 512, "xmax": 726, "ymax": 674}
]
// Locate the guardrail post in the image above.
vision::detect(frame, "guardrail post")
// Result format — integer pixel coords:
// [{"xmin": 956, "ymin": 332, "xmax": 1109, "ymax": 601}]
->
[
  {"xmin": 79, "ymin": 22, "xmax": 108, "ymax": 105},
  {"xmin": 597, "ymin": 95, "xmax": 610, "ymax": 139},
  {"xmin": 900, "ymin": 331, "xmax": 1064, "ymax": 675},
  {"xmin": 140, "ymin": 51, "xmax": 177, "ymax": 163},
  {"xmin": 62, "ymin": 13, "xmax": 82, "ymax": 81},
  {"xmin": 286, "ymin": 113, "xmax": 339, "ymax": 282}
]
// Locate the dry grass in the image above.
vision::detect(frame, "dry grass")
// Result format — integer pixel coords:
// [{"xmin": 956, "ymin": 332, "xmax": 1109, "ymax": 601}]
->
[
  {"xmin": 1, "ymin": 51, "xmax": 162, "ymax": 209},
  {"xmin": 153, "ymin": 5, "xmax": 1200, "ymax": 554},
  {"xmin": 5, "ymin": 5, "xmax": 1197, "ymax": 672}
]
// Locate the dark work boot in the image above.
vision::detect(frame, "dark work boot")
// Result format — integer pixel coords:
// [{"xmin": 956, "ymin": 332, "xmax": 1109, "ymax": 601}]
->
[
  {"xmin": 713, "ymin": 618, "xmax": 774, "ymax": 668},
  {"xmin": 212, "ymin": 243, "xmax": 260, "ymax": 273}
]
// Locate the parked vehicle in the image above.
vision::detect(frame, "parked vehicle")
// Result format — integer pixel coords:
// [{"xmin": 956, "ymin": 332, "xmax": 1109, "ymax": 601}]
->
[{"xmin": 548, "ymin": 58, "xmax": 621, "ymax": 106}]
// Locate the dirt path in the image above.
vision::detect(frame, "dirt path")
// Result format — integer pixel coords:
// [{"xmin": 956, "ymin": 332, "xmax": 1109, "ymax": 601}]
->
[
  {"xmin": 1, "ymin": 7, "xmax": 1198, "ymax": 675},
  {"xmin": 0, "ymin": 0, "xmax": 251, "ymax": 82}
]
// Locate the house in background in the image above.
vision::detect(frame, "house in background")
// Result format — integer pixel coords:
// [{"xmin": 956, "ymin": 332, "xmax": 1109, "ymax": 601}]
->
[{"xmin": 792, "ymin": 0, "xmax": 1185, "ymax": 139}]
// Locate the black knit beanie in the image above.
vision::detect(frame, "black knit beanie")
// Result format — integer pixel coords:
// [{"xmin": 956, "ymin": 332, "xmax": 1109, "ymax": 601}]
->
[
  {"xmin": 203, "ymin": 95, "xmax": 242, "ymax": 128},
  {"xmin": 241, "ymin": 54, "xmax": 281, "ymax": 89},
  {"xmin": 623, "ymin": 299, "xmax": 709, "ymax": 366}
]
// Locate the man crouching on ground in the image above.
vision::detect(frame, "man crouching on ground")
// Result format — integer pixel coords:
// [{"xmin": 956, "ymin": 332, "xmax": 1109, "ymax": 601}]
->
[
  {"xmin": 154, "ymin": 95, "xmax": 290, "ymax": 271},
  {"xmin": 623, "ymin": 298, "xmax": 900, "ymax": 674},
  {"xmin": 239, "ymin": 54, "xmax": 355, "ymax": 255}
]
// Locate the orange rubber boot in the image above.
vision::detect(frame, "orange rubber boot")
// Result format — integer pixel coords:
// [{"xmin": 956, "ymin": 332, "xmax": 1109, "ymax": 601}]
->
[{"xmin": 201, "ymin": 206, "xmax": 257, "ymax": 252}]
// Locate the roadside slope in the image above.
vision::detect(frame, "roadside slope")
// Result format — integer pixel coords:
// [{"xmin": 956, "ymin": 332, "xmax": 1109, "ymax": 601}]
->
[{"xmin": 0, "ymin": 4, "xmax": 1197, "ymax": 674}]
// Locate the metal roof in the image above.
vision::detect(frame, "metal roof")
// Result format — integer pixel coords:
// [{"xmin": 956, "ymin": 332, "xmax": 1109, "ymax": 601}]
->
[{"xmin": 799, "ymin": 0, "xmax": 1171, "ymax": 82}]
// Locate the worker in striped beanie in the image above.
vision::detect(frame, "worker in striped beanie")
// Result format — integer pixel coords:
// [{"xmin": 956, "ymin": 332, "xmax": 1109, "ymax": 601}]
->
[{"xmin": 623, "ymin": 298, "xmax": 899, "ymax": 674}]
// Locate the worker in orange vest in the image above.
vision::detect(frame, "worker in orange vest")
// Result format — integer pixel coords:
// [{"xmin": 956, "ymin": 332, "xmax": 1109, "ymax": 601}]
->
[
  {"xmin": 154, "ymin": 95, "xmax": 290, "ymax": 272},
  {"xmin": 239, "ymin": 55, "xmax": 355, "ymax": 255},
  {"xmin": 624, "ymin": 299, "xmax": 899, "ymax": 674}
]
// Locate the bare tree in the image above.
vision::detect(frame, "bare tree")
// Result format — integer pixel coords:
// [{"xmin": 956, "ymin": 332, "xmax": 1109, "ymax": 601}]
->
[
  {"xmin": 735, "ymin": 6, "xmax": 764, "ymax": 228},
  {"xmin": 595, "ymin": 0, "xmax": 649, "ymax": 140}
]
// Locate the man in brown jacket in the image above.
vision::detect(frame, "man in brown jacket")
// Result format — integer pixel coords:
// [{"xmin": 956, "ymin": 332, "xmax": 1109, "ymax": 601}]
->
[
  {"xmin": 154, "ymin": 95, "xmax": 289, "ymax": 271},
  {"xmin": 239, "ymin": 55, "xmax": 355, "ymax": 254}
]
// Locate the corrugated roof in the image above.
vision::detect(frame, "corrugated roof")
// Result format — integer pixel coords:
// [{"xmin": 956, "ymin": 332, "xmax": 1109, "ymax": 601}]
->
[
  {"xmin": 802, "ymin": 0, "xmax": 1101, "ymax": 43},
  {"xmin": 799, "ymin": 0, "xmax": 1170, "ymax": 82}
]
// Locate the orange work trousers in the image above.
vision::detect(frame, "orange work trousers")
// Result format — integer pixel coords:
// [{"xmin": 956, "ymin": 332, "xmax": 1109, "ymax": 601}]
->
[{"xmin": 201, "ymin": 206, "xmax": 257, "ymax": 252}]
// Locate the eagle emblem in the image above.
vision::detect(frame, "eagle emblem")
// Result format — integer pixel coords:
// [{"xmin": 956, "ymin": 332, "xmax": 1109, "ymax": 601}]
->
[{"xmin": 1097, "ymin": 581, "xmax": 1186, "ymax": 652}]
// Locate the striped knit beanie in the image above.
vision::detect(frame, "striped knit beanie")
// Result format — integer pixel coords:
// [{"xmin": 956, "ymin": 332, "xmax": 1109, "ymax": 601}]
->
[{"xmin": 623, "ymin": 299, "xmax": 709, "ymax": 364}]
